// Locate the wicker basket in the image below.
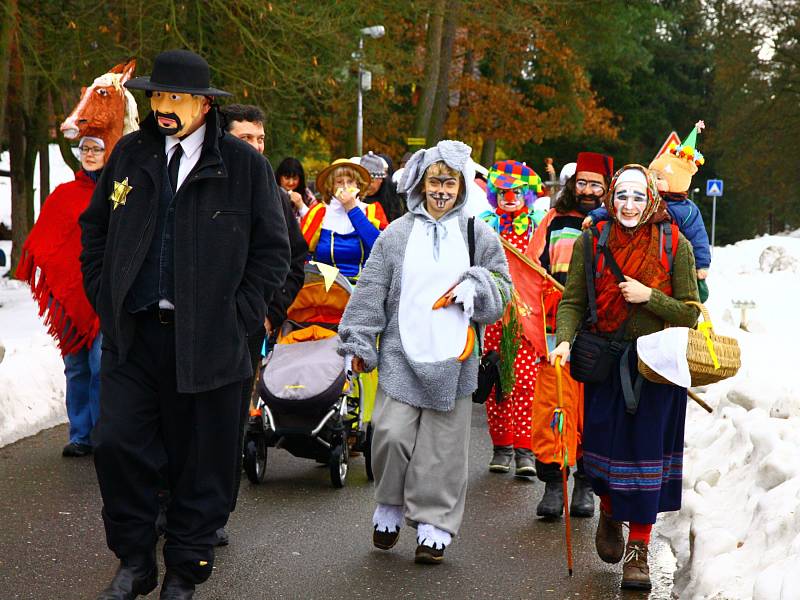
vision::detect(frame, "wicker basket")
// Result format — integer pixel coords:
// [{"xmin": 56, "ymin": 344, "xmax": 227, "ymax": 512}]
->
[{"xmin": 638, "ymin": 301, "xmax": 741, "ymax": 386}]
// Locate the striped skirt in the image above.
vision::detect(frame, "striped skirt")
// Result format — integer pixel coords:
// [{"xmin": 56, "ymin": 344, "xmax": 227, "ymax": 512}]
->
[{"xmin": 582, "ymin": 346, "xmax": 687, "ymax": 525}]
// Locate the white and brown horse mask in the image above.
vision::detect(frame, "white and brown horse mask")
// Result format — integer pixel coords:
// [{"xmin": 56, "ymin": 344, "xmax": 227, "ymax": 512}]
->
[{"xmin": 60, "ymin": 60, "xmax": 139, "ymax": 159}]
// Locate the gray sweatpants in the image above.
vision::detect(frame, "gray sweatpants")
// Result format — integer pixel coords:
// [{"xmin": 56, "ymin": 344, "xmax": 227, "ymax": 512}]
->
[{"xmin": 371, "ymin": 388, "xmax": 472, "ymax": 536}]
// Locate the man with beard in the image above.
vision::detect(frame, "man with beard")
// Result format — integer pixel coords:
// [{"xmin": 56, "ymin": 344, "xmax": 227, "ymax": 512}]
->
[
  {"xmin": 80, "ymin": 49, "xmax": 290, "ymax": 599},
  {"xmin": 525, "ymin": 151, "xmax": 613, "ymax": 520}
]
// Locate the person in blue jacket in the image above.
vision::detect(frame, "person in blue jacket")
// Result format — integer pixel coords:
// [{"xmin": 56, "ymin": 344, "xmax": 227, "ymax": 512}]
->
[
  {"xmin": 584, "ymin": 123, "xmax": 711, "ymax": 301},
  {"xmin": 301, "ymin": 158, "xmax": 388, "ymax": 281}
]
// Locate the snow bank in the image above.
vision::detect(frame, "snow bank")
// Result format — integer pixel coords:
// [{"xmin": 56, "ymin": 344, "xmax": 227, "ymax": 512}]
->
[
  {"xmin": 656, "ymin": 232, "xmax": 800, "ymax": 600},
  {"xmin": 0, "ymin": 277, "xmax": 67, "ymax": 447}
]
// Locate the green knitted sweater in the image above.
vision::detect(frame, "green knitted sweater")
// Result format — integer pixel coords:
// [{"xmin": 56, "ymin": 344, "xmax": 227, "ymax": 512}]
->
[{"xmin": 556, "ymin": 228, "xmax": 700, "ymax": 346}]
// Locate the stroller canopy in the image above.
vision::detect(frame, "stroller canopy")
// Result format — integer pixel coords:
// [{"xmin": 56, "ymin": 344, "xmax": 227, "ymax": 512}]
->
[{"xmin": 286, "ymin": 262, "xmax": 354, "ymax": 325}]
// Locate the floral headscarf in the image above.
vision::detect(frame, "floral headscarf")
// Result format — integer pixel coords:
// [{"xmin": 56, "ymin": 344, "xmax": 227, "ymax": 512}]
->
[{"xmin": 603, "ymin": 164, "xmax": 669, "ymax": 233}]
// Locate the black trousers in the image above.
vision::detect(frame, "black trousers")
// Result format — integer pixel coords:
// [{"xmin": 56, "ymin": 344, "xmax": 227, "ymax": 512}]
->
[
  {"xmin": 94, "ymin": 312, "xmax": 241, "ymax": 584},
  {"xmin": 230, "ymin": 326, "xmax": 266, "ymax": 512}
]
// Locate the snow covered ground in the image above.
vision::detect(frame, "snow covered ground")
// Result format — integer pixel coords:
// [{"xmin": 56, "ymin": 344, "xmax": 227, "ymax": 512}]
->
[{"xmin": 656, "ymin": 230, "xmax": 800, "ymax": 600}]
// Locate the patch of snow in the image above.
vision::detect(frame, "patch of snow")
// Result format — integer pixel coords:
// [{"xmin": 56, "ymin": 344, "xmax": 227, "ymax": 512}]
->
[{"xmin": 656, "ymin": 232, "xmax": 800, "ymax": 599}]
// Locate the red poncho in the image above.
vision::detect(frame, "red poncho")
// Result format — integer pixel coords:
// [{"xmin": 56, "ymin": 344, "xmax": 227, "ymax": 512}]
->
[{"xmin": 15, "ymin": 170, "xmax": 100, "ymax": 356}]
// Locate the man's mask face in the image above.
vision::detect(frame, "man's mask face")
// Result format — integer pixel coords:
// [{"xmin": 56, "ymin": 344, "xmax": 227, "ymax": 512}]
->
[
  {"xmin": 150, "ymin": 91, "xmax": 207, "ymax": 137},
  {"xmin": 424, "ymin": 174, "xmax": 460, "ymax": 217}
]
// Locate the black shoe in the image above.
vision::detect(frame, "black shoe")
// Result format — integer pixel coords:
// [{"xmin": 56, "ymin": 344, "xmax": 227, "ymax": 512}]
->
[
  {"xmin": 570, "ymin": 472, "xmax": 596, "ymax": 517},
  {"xmin": 159, "ymin": 571, "xmax": 195, "ymax": 599},
  {"xmin": 536, "ymin": 480, "xmax": 564, "ymax": 518},
  {"xmin": 215, "ymin": 527, "xmax": 229, "ymax": 547},
  {"xmin": 373, "ymin": 526, "xmax": 400, "ymax": 550},
  {"xmin": 514, "ymin": 448, "xmax": 537, "ymax": 477},
  {"xmin": 63, "ymin": 442, "xmax": 93, "ymax": 457},
  {"xmin": 488, "ymin": 445, "xmax": 514, "ymax": 473},
  {"xmin": 414, "ymin": 543, "xmax": 445, "ymax": 564},
  {"xmin": 96, "ymin": 551, "xmax": 157, "ymax": 600}
]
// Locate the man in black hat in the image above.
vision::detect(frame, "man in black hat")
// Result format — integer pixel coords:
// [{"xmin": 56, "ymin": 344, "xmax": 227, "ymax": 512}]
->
[{"xmin": 80, "ymin": 49, "xmax": 290, "ymax": 599}]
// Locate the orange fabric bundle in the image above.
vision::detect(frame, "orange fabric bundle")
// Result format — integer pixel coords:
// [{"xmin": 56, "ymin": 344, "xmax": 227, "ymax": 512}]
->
[{"xmin": 531, "ymin": 361, "xmax": 583, "ymax": 467}]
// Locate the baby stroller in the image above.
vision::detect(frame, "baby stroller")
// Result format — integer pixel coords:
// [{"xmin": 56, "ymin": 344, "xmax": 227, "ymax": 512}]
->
[{"xmin": 243, "ymin": 262, "xmax": 374, "ymax": 488}]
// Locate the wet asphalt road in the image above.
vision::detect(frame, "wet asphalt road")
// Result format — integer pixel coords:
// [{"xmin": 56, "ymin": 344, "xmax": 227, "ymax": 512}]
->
[{"xmin": 0, "ymin": 406, "xmax": 675, "ymax": 599}]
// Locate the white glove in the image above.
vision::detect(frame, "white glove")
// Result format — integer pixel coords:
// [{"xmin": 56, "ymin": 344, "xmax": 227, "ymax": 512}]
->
[{"xmin": 451, "ymin": 278, "xmax": 476, "ymax": 319}]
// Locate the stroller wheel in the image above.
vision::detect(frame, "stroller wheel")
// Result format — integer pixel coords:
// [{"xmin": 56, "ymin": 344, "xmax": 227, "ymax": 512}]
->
[
  {"xmin": 329, "ymin": 443, "xmax": 348, "ymax": 488},
  {"xmin": 244, "ymin": 434, "xmax": 268, "ymax": 484},
  {"xmin": 364, "ymin": 422, "xmax": 374, "ymax": 481}
]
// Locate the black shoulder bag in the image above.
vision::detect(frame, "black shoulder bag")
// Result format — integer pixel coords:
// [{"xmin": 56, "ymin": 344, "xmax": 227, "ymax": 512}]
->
[
  {"xmin": 468, "ymin": 217, "xmax": 503, "ymax": 405},
  {"xmin": 568, "ymin": 226, "xmax": 634, "ymax": 384}
]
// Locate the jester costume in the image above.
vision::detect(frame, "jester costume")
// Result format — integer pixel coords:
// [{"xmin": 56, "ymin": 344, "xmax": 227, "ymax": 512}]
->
[{"xmin": 479, "ymin": 161, "xmax": 543, "ymax": 476}]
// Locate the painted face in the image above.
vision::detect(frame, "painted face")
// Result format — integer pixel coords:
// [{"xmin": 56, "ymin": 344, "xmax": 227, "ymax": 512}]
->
[
  {"xmin": 574, "ymin": 170, "xmax": 606, "ymax": 214},
  {"xmin": 613, "ymin": 181, "xmax": 648, "ymax": 228},
  {"xmin": 228, "ymin": 120, "xmax": 265, "ymax": 154},
  {"xmin": 498, "ymin": 187, "xmax": 526, "ymax": 213},
  {"xmin": 424, "ymin": 174, "xmax": 460, "ymax": 219},
  {"xmin": 150, "ymin": 91, "xmax": 208, "ymax": 137},
  {"xmin": 279, "ymin": 174, "xmax": 300, "ymax": 191},
  {"xmin": 79, "ymin": 140, "xmax": 105, "ymax": 171}
]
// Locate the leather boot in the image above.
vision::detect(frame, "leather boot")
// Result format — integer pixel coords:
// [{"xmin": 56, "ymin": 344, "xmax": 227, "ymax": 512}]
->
[
  {"xmin": 488, "ymin": 445, "xmax": 514, "ymax": 473},
  {"xmin": 621, "ymin": 540, "xmax": 651, "ymax": 590},
  {"xmin": 569, "ymin": 471, "xmax": 595, "ymax": 517},
  {"xmin": 159, "ymin": 571, "xmax": 196, "ymax": 599},
  {"xmin": 513, "ymin": 448, "xmax": 536, "ymax": 477},
  {"xmin": 536, "ymin": 480, "xmax": 564, "ymax": 518},
  {"xmin": 96, "ymin": 551, "xmax": 158, "ymax": 600},
  {"xmin": 595, "ymin": 510, "xmax": 625, "ymax": 564}
]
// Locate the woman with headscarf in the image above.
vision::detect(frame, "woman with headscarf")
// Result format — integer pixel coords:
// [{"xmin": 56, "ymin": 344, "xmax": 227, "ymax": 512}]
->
[
  {"xmin": 550, "ymin": 164, "xmax": 700, "ymax": 591},
  {"xmin": 360, "ymin": 151, "xmax": 405, "ymax": 223},
  {"xmin": 16, "ymin": 136, "xmax": 106, "ymax": 457},
  {"xmin": 300, "ymin": 158, "xmax": 388, "ymax": 281}
]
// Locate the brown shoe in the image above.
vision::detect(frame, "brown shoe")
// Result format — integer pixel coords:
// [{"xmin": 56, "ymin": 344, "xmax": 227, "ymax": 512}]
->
[
  {"xmin": 621, "ymin": 540, "xmax": 651, "ymax": 591},
  {"xmin": 373, "ymin": 526, "xmax": 400, "ymax": 550},
  {"xmin": 414, "ymin": 544, "xmax": 445, "ymax": 565},
  {"xmin": 595, "ymin": 510, "xmax": 625, "ymax": 564}
]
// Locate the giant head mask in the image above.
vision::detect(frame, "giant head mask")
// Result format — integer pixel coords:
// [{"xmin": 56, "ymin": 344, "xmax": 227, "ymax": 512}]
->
[{"xmin": 149, "ymin": 91, "xmax": 209, "ymax": 137}]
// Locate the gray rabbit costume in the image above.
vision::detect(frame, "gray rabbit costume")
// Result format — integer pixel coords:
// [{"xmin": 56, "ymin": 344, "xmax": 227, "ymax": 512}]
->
[{"xmin": 338, "ymin": 140, "xmax": 510, "ymax": 555}]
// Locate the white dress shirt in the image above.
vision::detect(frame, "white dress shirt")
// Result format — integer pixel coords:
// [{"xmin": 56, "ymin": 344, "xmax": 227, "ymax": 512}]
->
[
  {"xmin": 159, "ymin": 123, "xmax": 206, "ymax": 310},
  {"xmin": 164, "ymin": 123, "xmax": 206, "ymax": 192}
]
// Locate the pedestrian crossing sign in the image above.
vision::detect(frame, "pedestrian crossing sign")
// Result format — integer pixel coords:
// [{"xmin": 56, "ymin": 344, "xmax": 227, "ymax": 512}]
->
[{"xmin": 706, "ymin": 179, "xmax": 723, "ymax": 197}]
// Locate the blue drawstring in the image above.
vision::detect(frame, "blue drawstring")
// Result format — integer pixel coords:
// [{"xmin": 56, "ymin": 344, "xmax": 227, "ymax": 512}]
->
[{"xmin": 425, "ymin": 219, "xmax": 448, "ymax": 261}]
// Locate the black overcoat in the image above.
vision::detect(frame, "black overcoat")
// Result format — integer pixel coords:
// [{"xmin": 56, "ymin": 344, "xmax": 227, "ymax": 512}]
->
[{"xmin": 79, "ymin": 110, "xmax": 290, "ymax": 393}]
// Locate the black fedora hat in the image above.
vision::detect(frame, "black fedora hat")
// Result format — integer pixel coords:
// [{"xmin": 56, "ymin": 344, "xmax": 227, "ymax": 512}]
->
[{"xmin": 125, "ymin": 49, "xmax": 231, "ymax": 97}]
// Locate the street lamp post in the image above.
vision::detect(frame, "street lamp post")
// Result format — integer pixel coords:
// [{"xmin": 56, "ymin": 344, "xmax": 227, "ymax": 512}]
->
[{"xmin": 356, "ymin": 25, "xmax": 384, "ymax": 156}]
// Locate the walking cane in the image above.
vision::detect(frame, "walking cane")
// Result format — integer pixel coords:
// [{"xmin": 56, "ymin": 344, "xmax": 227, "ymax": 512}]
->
[{"xmin": 554, "ymin": 357, "xmax": 574, "ymax": 576}]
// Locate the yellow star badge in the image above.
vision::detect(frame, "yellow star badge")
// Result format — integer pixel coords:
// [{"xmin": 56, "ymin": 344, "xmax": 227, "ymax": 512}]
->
[{"xmin": 110, "ymin": 178, "xmax": 132, "ymax": 210}]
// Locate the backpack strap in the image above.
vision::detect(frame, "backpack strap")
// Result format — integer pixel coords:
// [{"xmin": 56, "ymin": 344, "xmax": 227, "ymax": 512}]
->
[
  {"xmin": 658, "ymin": 221, "xmax": 679, "ymax": 275},
  {"xmin": 468, "ymin": 216, "xmax": 476, "ymax": 267},
  {"xmin": 582, "ymin": 229, "xmax": 599, "ymax": 325}
]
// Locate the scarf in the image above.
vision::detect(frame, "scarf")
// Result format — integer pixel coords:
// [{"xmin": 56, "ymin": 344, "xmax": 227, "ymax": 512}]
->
[
  {"xmin": 15, "ymin": 171, "xmax": 100, "ymax": 356},
  {"xmin": 321, "ymin": 197, "xmax": 367, "ymax": 235},
  {"xmin": 594, "ymin": 165, "xmax": 672, "ymax": 333}
]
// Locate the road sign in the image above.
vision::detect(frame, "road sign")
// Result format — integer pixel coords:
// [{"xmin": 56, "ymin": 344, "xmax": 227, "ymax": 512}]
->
[
  {"xmin": 406, "ymin": 137, "xmax": 426, "ymax": 146},
  {"xmin": 706, "ymin": 179, "xmax": 724, "ymax": 197},
  {"xmin": 654, "ymin": 131, "xmax": 681, "ymax": 160}
]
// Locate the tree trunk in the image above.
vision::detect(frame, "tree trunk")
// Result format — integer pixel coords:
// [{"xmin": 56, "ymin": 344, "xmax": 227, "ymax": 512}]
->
[
  {"xmin": 427, "ymin": 0, "xmax": 460, "ymax": 144},
  {"xmin": 0, "ymin": 0, "xmax": 18, "ymax": 145},
  {"xmin": 480, "ymin": 137, "xmax": 496, "ymax": 166},
  {"xmin": 38, "ymin": 142, "xmax": 50, "ymax": 208},
  {"xmin": 7, "ymin": 25, "xmax": 28, "ymax": 276},
  {"xmin": 412, "ymin": 0, "xmax": 445, "ymax": 141}
]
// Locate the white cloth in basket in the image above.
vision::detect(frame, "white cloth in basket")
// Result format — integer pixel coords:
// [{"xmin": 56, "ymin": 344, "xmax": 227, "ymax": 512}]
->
[{"xmin": 637, "ymin": 328, "xmax": 691, "ymax": 388}]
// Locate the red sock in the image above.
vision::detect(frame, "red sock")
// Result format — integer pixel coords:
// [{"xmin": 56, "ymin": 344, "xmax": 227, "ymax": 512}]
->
[
  {"xmin": 599, "ymin": 494, "xmax": 612, "ymax": 516},
  {"xmin": 628, "ymin": 522, "xmax": 652, "ymax": 544}
]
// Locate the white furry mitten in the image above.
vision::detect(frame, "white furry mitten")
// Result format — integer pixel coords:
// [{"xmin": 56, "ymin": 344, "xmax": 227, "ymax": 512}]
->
[{"xmin": 451, "ymin": 278, "xmax": 476, "ymax": 319}]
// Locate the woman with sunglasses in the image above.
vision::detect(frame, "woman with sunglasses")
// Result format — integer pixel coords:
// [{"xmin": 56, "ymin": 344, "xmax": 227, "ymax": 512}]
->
[
  {"xmin": 16, "ymin": 136, "xmax": 107, "ymax": 457},
  {"xmin": 550, "ymin": 165, "xmax": 699, "ymax": 591}
]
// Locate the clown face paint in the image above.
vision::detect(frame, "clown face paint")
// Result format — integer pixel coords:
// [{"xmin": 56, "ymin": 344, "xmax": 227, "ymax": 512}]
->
[
  {"xmin": 498, "ymin": 187, "xmax": 527, "ymax": 213},
  {"xmin": 150, "ymin": 91, "xmax": 209, "ymax": 137},
  {"xmin": 424, "ymin": 174, "xmax": 460, "ymax": 219},
  {"xmin": 613, "ymin": 182, "xmax": 648, "ymax": 228}
]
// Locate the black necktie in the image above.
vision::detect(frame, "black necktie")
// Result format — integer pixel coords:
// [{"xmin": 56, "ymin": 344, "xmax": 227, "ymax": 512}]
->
[{"xmin": 168, "ymin": 144, "xmax": 183, "ymax": 194}]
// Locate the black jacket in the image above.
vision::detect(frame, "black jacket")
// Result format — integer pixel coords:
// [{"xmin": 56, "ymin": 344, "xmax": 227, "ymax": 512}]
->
[
  {"xmin": 79, "ymin": 110, "xmax": 290, "ymax": 393},
  {"xmin": 267, "ymin": 188, "xmax": 307, "ymax": 328}
]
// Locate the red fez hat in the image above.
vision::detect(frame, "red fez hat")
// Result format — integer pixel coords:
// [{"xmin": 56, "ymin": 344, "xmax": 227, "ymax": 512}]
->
[{"xmin": 576, "ymin": 152, "xmax": 614, "ymax": 178}]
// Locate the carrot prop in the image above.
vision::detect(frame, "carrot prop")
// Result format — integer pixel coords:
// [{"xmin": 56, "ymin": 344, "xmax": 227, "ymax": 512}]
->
[{"xmin": 554, "ymin": 358, "xmax": 574, "ymax": 576}]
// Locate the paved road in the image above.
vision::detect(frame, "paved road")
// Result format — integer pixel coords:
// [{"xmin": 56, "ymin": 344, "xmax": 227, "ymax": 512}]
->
[{"xmin": 0, "ymin": 407, "xmax": 675, "ymax": 599}]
